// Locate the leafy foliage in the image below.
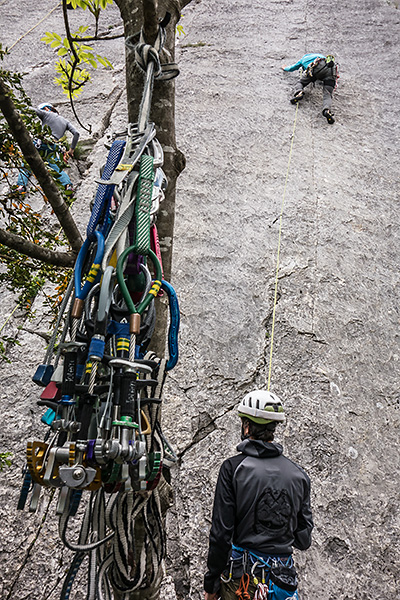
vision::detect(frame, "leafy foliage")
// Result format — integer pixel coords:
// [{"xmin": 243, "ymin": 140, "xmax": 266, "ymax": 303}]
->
[
  {"xmin": 0, "ymin": 45, "xmax": 72, "ymax": 314},
  {"xmin": 41, "ymin": 0, "xmax": 114, "ymax": 99},
  {"xmin": 68, "ymin": 0, "xmax": 114, "ymax": 16}
]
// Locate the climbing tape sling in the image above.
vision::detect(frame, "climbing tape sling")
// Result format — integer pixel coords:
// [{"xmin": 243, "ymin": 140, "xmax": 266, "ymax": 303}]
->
[
  {"xmin": 267, "ymin": 104, "xmax": 299, "ymax": 391},
  {"xmin": 19, "ymin": 17, "xmax": 180, "ymax": 600}
]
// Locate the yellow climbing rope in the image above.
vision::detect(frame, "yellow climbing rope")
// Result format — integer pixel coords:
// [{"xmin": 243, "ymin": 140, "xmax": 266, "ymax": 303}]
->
[
  {"xmin": 267, "ymin": 104, "xmax": 299, "ymax": 391},
  {"xmin": 8, "ymin": 2, "xmax": 62, "ymax": 51}
]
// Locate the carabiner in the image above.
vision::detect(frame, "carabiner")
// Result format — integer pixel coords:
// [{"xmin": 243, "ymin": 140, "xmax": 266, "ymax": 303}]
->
[
  {"xmin": 161, "ymin": 280, "xmax": 180, "ymax": 370},
  {"xmin": 74, "ymin": 231, "xmax": 105, "ymax": 302},
  {"xmin": 116, "ymin": 246, "xmax": 162, "ymax": 318}
]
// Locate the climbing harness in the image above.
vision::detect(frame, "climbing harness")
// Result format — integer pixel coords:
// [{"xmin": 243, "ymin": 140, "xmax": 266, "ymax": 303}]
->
[
  {"xmin": 18, "ymin": 17, "xmax": 180, "ymax": 599},
  {"xmin": 222, "ymin": 546, "xmax": 297, "ymax": 600},
  {"xmin": 267, "ymin": 105, "xmax": 298, "ymax": 391},
  {"xmin": 305, "ymin": 56, "xmax": 340, "ymax": 91}
]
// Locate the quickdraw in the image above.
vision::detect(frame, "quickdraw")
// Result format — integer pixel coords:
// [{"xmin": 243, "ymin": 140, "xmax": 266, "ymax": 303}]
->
[{"xmin": 18, "ymin": 17, "xmax": 180, "ymax": 600}]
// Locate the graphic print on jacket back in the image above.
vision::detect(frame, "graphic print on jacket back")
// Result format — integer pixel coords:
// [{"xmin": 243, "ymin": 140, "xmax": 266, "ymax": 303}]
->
[{"xmin": 254, "ymin": 488, "xmax": 293, "ymax": 538}]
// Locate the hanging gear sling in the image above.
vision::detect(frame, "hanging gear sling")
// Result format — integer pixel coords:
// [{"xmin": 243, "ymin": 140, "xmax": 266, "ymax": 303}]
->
[{"xmin": 18, "ymin": 16, "xmax": 180, "ymax": 600}]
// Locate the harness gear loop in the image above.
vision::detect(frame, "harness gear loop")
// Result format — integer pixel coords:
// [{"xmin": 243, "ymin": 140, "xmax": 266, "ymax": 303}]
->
[{"xmin": 267, "ymin": 104, "xmax": 299, "ymax": 391}]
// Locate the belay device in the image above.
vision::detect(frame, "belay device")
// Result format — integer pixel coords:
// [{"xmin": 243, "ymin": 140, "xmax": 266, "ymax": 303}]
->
[{"xmin": 18, "ymin": 17, "xmax": 180, "ymax": 599}]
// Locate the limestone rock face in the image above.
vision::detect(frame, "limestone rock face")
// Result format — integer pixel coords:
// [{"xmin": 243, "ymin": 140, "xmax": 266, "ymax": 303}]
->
[{"xmin": 0, "ymin": 1, "xmax": 399, "ymax": 599}]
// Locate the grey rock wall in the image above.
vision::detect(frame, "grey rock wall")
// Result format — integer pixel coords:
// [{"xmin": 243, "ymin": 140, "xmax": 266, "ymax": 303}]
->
[{"xmin": 0, "ymin": 0, "xmax": 399, "ymax": 599}]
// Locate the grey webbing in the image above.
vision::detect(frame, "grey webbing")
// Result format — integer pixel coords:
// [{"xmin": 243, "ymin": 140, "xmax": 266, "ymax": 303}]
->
[
  {"xmin": 101, "ymin": 173, "xmax": 138, "ymax": 271},
  {"xmin": 110, "ymin": 491, "xmax": 150, "ymax": 592},
  {"xmin": 44, "ymin": 276, "xmax": 74, "ymax": 365},
  {"xmin": 135, "ymin": 29, "xmax": 163, "ymax": 132},
  {"xmin": 54, "ymin": 308, "xmax": 71, "ymax": 369},
  {"xmin": 97, "ymin": 266, "xmax": 114, "ymax": 325}
]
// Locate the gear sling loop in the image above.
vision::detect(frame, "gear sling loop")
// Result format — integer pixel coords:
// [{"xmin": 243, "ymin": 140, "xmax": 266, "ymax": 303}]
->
[
  {"xmin": 267, "ymin": 104, "xmax": 299, "ymax": 391},
  {"xmin": 18, "ymin": 13, "xmax": 181, "ymax": 600}
]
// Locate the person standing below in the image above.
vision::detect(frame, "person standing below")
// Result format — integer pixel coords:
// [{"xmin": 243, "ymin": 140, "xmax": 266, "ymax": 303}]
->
[
  {"xmin": 282, "ymin": 53, "xmax": 338, "ymax": 124},
  {"xmin": 204, "ymin": 390, "xmax": 313, "ymax": 600},
  {"xmin": 17, "ymin": 102, "xmax": 80, "ymax": 193}
]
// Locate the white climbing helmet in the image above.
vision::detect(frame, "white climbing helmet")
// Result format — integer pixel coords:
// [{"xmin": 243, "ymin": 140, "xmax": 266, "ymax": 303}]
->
[
  {"xmin": 238, "ymin": 390, "xmax": 285, "ymax": 424},
  {"xmin": 38, "ymin": 102, "xmax": 58, "ymax": 113}
]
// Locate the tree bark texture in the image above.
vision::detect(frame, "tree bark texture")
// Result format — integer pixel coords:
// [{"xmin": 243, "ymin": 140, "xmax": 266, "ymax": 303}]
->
[{"xmin": 0, "ymin": 75, "xmax": 83, "ymax": 256}]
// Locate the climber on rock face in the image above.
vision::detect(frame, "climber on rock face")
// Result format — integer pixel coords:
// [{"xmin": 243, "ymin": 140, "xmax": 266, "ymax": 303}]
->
[
  {"xmin": 203, "ymin": 390, "xmax": 313, "ymax": 600},
  {"xmin": 17, "ymin": 102, "xmax": 79, "ymax": 194},
  {"xmin": 282, "ymin": 53, "xmax": 338, "ymax": 124}
]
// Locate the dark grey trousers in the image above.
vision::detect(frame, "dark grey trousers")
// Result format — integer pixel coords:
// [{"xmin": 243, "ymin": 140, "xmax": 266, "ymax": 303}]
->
[{"xmin": 294, "ymin": 72, "xmax": 335, "ymax": 112}]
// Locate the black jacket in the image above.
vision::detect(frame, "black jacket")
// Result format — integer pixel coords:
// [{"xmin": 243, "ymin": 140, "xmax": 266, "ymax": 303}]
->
[{"xmin": 204, "ymin": 439, "xmax": 313, "ymax": 593}]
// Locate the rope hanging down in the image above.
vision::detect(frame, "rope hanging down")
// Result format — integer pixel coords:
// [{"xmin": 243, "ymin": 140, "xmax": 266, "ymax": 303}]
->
[
  {"xmin": 267, "ymin": 104, "xmax": 299, "ymax": 391},
  {"xmin": 18, "ymin": 18, "xmax": 180, "ymax": 600}
]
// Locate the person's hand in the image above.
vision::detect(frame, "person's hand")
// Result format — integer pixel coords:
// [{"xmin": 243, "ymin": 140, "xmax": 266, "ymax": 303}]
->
[
  {"xmin": 281, "ymin": 65, "xmax": 287, "ymax": 70},
  {"xmin": 204, "ymin": 593, "xmax": 219, "ymax": 600},
  {"xmin": 67, "ymin": 148, "xmax": 74, "ymax": 158}
]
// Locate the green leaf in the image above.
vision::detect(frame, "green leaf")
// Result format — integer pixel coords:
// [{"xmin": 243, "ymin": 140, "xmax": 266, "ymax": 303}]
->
[
  {"xmin": 41, "ymin": 32, "xmax": 55, "ymax": 44},
  {"xmin": 97, "ymin": 56, "xmax": 109, "ymax": 67}
]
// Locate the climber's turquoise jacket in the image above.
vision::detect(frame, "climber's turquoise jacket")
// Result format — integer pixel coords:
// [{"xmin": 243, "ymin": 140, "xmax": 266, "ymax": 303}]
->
[{"xmin": 284, "ymin": 53, "xmax": 326, "ymax": 72}]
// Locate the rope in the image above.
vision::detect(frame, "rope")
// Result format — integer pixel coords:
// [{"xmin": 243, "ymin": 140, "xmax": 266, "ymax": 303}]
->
[
  {"xmin": 44, "ymin": 276, "xmax": 74, "ymax": 364},
  {"xmin": 0, "ymin": 304, "xmax": 19, "ymax": 335},
  {"xmin": 8, "ymin": 2, "xmax": 62, "ymax": 51},
  {"xmin": 267, "ymin": 104, "xmax": 299, "ymax": 391},
  {"xmin": 235, "ymin": 573, "xmax": 252, "ymax": 600}
]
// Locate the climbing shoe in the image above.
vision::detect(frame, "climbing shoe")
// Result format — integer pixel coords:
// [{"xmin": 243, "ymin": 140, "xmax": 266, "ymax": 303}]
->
[
  {"xmin": 290, "ymin": 91, "xmax": 304, "ymax": 104},
  {"xmin": 323, "ymin": 109, "xmax": 335, "ymax": 124}
]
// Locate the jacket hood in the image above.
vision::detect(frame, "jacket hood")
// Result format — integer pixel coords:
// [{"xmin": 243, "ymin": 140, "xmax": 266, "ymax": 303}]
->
[{"xmin": 236, "ymin": 439, "xmax": 283, "ymax": 458}]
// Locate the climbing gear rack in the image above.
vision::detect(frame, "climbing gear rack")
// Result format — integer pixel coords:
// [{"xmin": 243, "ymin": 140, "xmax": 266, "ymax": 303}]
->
[{"xmin": 18, "ymin": 17, "xmax": 180, "ymax": 600}]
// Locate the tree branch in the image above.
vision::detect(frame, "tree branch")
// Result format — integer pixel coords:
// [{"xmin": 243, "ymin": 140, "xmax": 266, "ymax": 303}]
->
[
  {"xmin": 0, "ymin": 76, "xmax": 83, "ymax": 254},
  {"xmin": 0, "ymin": 229, "xmax": 75, "ymax": 267},
  {"xmin": 70, "ymin": 33, "xmax": 125, "ymax": 42}
]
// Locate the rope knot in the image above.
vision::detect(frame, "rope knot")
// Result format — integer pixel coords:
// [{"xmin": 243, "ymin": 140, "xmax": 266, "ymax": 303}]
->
[
  {"xmin": 134, "ymin": 42, "xmax": 162, "ymax": 78},
  {"xmin": 235, "ymin": 573, "xmax": 252, "ymax": 600}
]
